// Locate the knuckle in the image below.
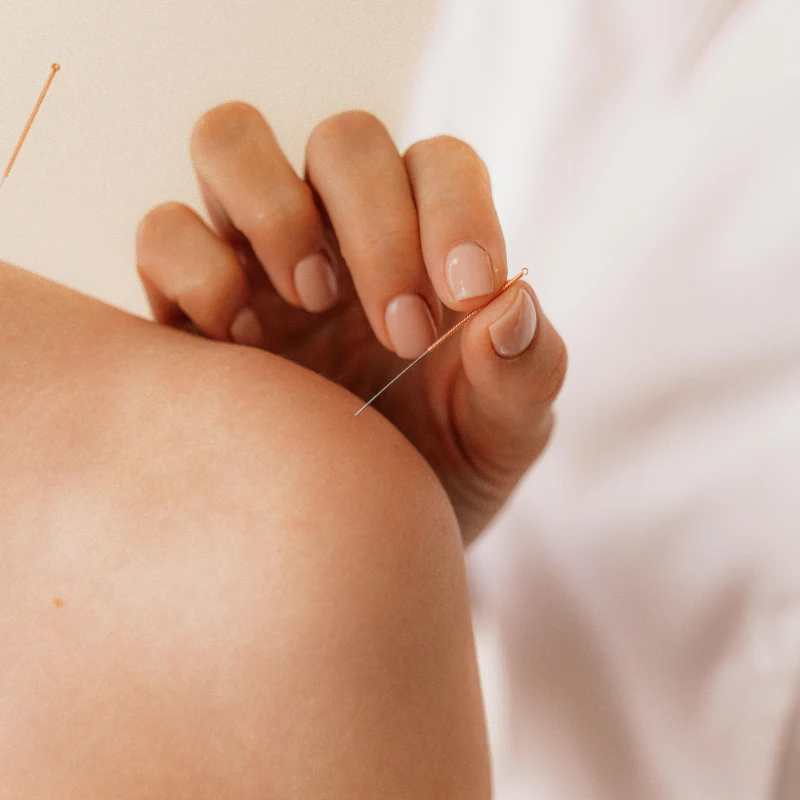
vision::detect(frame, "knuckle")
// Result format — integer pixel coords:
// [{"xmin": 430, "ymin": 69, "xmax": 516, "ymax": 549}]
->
[
  {"xmin": 238, "ymin": 188, "xmax": 317, "ymax": 241},
  {"xmin": 407, "ymin": 136, "xmax": 489, "ymax": 184},
  {"xmin": 405, "ymin": 137, "xmax": 493, "ymax": 213},
  {"xmin": 190, "ymin": 101, "xmax": 267, "ymax": 160},
  {"xmin": 177, "ymin": 255, "xmax": 244, "ymax": 310},
  {"xmin": 426, "ymin": 195, "xmax": 490, "ymax": 222},
  {"xmin": 349, "ymin": 224, "xmax": 416, "ymax": 264},
  {"xmin": 178, "ymin": 268, "xmax": 232, "ymax": 306},
  {"xmin": 307, "ymin": 110, "xmax": 388, "ymax": 161},
  {"xmin": 136, "ymin": 202, "xmax": 194, "ymax": 254},
  {"xmin": 408, "ymin": 134, "xmax": 483, "ymax": 168}
]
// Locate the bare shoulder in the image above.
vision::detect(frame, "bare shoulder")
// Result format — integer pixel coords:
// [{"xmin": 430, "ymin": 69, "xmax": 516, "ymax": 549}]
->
[
  {"xmin": 0, "ymin": 262, "xmax": 490, "ymax": 799},
  {"xmin": 0, "ymin": 260, "xmax": 462, "ymax": 577}
]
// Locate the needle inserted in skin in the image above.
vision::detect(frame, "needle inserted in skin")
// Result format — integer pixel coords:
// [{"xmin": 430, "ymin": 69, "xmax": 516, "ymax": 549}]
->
[
  {"xmin": 354, "ymin": 268, "xmax": 529, "ymax": 416},
  {"xmin": 0, "ymin": 63, "xmax": 60, "ymax": 192}
]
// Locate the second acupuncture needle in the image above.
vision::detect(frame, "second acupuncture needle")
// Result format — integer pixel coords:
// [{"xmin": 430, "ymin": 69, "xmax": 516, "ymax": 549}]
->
[{"xmin": 0, "ymin": 63, "xmax": 61, "ymax": 192}]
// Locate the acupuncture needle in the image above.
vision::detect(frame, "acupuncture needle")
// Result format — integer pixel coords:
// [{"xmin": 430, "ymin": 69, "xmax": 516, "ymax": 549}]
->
[
  {"xmin": 354, "ymin": 267, "xmax": 529, "ymax": 416},
  {"xmin": 0, "ymin": 63, "xmax": 61, "ymax": 192}
]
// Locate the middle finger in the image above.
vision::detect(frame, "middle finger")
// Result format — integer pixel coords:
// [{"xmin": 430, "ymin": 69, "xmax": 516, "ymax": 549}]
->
[{"xmin": 306, "ymin": 111, "xmax": 442, "ymax": 359}]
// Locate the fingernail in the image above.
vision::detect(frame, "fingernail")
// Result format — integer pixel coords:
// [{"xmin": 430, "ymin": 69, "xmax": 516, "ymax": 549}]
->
[
  {"xmin": 489, "ymin": 291, "xmax": 537, "ymax": 358},
  {"xmin": 384, "ymin": 294, "xmax": 437, "ymax": 359},
  {"xmin": 446, "ymin": 242, "xmax": 494, "ymax": 301},
  {"xmin": 230, "ymin": 306, "xmax": 263, "ymax": 347},
  {"xmin": 294, "ymin": 252, "xmax": 338, "ymax": 312}
]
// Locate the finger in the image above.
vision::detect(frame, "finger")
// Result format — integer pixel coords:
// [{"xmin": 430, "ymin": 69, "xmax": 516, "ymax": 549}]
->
[
  {"xmin": 453, "ymin": 281, "xmax": 567, "ymax": 487},
  {"xmin": 136, "ymin": 202, "xmax": 263, "ymax": 347},
  {"xmin": 404, "ymin": 136, "xmax": 507, "ymax": 311},
  {"xmin": 306, "ymin": 111, "xmax": 441, "ymax": 359},
  {"xmin": 190, "ymin": 102, "xmax": 339, "ymax": 313}
]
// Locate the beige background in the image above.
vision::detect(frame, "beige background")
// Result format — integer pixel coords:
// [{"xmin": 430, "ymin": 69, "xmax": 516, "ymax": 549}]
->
[{"xmin": 1, "ymin": 0, "xmax": 437, "ymax": 314}]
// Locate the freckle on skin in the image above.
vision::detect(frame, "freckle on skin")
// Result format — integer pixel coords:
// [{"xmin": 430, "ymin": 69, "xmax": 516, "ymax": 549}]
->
[{"xmin": 53, "ymin": 597, "xmax": 64, "ymax": 608}]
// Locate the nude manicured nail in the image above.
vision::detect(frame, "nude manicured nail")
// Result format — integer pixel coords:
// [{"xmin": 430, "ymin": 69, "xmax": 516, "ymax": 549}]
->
[
  {"xmin": 230, "ymin": 306, "xmax": 263, "ymax": 347},
  {"xmin": 446, "ymin": 242, "xmax": 494, "ymax": 301},
  {"xmin": 294, "ymin": 252, "xmax": 338, "ymax": 312},
  {"xmin": 384, "ymin": 294, "xmax": 437, "ymax": 359},
  {"xmin": 489, "ymin": 291, "xmax": 537, "ymax": 358}
]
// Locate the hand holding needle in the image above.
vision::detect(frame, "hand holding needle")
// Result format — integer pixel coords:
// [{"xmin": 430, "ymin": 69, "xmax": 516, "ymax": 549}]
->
[
  {"xmin": 135, "ymin": 107, "xmax": 567, "ymax": 543},
  {"xmin": 354, "ymin": 268, "xmax": 528, "ymax": 416}
]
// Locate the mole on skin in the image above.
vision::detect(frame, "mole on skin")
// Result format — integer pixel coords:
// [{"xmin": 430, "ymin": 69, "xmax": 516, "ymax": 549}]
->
[{"xmin": 52, "ymin": 597, "xmax": 64, "ymax": 608}]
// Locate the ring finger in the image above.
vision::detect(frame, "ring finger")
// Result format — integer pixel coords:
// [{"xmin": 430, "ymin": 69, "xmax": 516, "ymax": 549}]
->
[{"xmin": 305, "ymin": 111, "xmax": 442, "ymax": 359}]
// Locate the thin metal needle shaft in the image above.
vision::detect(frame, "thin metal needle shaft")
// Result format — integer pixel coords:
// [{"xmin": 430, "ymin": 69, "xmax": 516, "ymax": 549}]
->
[
  {"xmin": 354, "ymin": 351, "xmax": 428, "ymax": 416},
  {"xmin": 354, "ymin": 267, "xmax": 528, "ymax": 416},
  {"xmin": 1, "ymin": 63, "xmax": 60, "ymax": 190}
]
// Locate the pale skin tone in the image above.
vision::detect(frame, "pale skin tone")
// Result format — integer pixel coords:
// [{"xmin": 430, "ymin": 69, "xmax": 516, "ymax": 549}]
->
[{"xmin": 0, "ymin": 107, "xmax": 566, "ymax": 796}]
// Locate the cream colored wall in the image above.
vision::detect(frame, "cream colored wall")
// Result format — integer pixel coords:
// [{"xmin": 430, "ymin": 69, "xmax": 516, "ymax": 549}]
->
[{"xmin": 1, "ymin": 0, "xmax": 437, "ymax": 314}]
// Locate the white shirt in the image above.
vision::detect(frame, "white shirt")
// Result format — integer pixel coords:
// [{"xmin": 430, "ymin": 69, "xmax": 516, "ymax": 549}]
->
[{"xmin": 401, "ymin": 2, "xmax": 800, "ymax": 798}]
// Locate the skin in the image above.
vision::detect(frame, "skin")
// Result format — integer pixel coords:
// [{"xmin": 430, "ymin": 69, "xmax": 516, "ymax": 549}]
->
[
  {"xmin": 0, "ymin": 262, "xmax": 490, "ymax": 798},
  {"xmin": 137, "ymin": 104, "xmax": 568, "ymax": 544},
  {"xmin": 1, "ymin": 106, "xmax": 567, "ymax": 795}
]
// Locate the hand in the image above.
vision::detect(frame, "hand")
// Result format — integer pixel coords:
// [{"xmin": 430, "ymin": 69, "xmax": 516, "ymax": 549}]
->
[{"xmin": 136, "ymin": 103, "xmax": 567, "ymax": 544}]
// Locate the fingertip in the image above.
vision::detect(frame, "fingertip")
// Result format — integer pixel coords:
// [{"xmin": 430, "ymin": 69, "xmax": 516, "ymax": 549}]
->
[
  {"xmin": 445, "ymin": 241, "xmax": 497, "ymax": 304},
  {"xmin": 384, "ymin": 293, "xmax": 438, "ymax": 359},
  {"xmin": 230, "ymin": 306, "xmax": 264, "ymax": 347},
  {"xmin": 488, "ymin": 289, "xmax": 537, "ymax": 359},
  {"xmin": 293, "ymin": 252, "xmax": 338, "ymax": 313},
  {"xmin": 459, "ymin": 282, "xmax": 536, "ymax": 359},
  {"xmin": 459, "ymin": 281, "xmax": 566, "ymax": 409},
  {"xmin": 444, "ymin": 281, "xmax": 565, "ymax": 501}
]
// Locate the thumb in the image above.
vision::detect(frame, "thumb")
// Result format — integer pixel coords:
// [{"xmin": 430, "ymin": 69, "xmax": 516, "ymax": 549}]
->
[{"xmin": 452, "ymin": 281, "xmax": 567, "ymax": 493}]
